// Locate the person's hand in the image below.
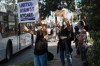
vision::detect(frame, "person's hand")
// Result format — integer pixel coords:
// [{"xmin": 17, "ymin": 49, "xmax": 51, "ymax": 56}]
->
[
  {"xmin": 30, "ymin": 31, "xmax": 34, "ymax": 34},
  {"xmin": 73, "ymin": 41, "xmax": 75, "ymax": 43},
  {"xmin": 20, "ymin": 24, "xmax": 34, "ymax": 34},
  {"xmin": 23, "ymin": 25, "xmax": 29, "ymax": 31},
  {"xmin": 20, "ymin": 24, "xmax": 29, "ymax": 32}
]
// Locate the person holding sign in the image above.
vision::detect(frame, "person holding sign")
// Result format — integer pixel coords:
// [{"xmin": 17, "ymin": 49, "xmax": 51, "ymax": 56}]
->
[
  {"xmin": 34, "ymin": 24, "xmax": 48, "ymax": 66},
  {"xmin": 20, "ymin": 23, "xmax": 48, "ymax": 66}
]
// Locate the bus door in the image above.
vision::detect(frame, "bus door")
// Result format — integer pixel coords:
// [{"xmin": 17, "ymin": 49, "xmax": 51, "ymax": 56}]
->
[
  {"xmin": 25, "ymin": 33, "xmax": 32, "ymax": 46},
  {"xmin": 18, "ymin": 24, "xmax": 26, "ymax": 50},
  {"xmin": 8, "ymin": 15, "xmax": 19, "ymax": 53},
  {"xmin": 25, "ymin": 23, "xmax": 32, "ymax": 46},
  {"xmin": 19, "ymin": 23, "xmax": 32, "ymax": 50},
  {"xmin": 19, "ymin": 33, "xmax": 26, "ymax": 50}
]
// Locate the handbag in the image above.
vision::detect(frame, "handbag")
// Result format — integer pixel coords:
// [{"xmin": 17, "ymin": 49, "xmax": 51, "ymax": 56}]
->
[{"xmin": 47, "ymin": 51, "xmax": 54, "ymax": 61}]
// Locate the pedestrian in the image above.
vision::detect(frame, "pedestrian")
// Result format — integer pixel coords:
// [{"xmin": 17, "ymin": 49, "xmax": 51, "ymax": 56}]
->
[
  {"xmin": 74, "ymin": 26, "xmax": 80, "ymax": 55},
  {"xmin": 67, "ymin": 24, "xmax": 73, "ymax": 54},
  {"xmin": 19, "ymin": 23, "xmax": 47, "ymax": 66},
  {"xmin": 77, "ymin": 21, "xmax": 87, "ymax": 61},
  {"xmin": 50, "ymin": 27, "xmax": 54, "ymax": 41},
  {"xmin": 57, "ymin": 24, "xmax": 72, "ymax": 66},
  {"xmin": 83, "ymin": 24, "xmax": 90, "ymax": 61},
  {"xmin": 34, "ymin": 25, "xmax": 48, "ymax": 66}
]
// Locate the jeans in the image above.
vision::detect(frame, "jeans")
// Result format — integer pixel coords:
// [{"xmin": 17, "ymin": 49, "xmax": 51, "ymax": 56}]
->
[
  {"xmin": 34, "ymin": 53, "xmax": 47, "ymax": 66},
  {"xmin": 79, "ymin": 44, "xmax": 87, "ymax": 61},
  {"xmin": 60, "ymin": 39, "xmax": 72, "ymax": 66}
]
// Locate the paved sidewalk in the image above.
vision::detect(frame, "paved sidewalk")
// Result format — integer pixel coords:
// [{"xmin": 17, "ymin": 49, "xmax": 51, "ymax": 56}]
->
[{"xmin": 48, "ymin": 42, "xmax": 83, "ymax": 66}]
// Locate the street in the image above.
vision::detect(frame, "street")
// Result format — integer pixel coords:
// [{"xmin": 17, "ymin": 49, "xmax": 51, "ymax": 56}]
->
[
  {"xmin": 0, "ymin": 41, "xmax": 83, "ymax": 66},
  {"xmin": 48, "ymin": 42, "xmax": 83, "ymax": 66},
  {"xmin": 0, "ymin": 46, "xmax": 34, "ymax": 66}
]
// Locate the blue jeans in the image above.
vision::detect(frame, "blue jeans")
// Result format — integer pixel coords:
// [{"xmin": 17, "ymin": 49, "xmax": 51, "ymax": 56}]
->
[
  {"xmin": 79, "ymin": 44, "xmax": 87, "ymax": 61},
  {"xmin": 60, "ymin": 39, "xmax": 72, "ymax": 66},
  {"xmin": 34, "ymin": 53, "xmax": 47, "ymax": 66}
]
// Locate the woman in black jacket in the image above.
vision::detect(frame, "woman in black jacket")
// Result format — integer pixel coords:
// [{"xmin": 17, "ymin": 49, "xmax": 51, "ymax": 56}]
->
[{"xmin": 57, "ymin": 25, "xmax": 72, "ymax": 66}]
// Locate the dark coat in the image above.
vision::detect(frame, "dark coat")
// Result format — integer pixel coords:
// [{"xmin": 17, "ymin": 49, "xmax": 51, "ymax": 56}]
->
[
  {"xmin": 34, "ymin": 30, "xmax": 48, "ymax": 55},
  {"xmin": 57, "ymin": 28, "xmax": 73, "ymax": 54}
]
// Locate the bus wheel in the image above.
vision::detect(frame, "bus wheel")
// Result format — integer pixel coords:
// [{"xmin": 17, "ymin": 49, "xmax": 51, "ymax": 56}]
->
[{"xmin": 6, "ymin": 45, "xmax": 12, "ymax": 61}]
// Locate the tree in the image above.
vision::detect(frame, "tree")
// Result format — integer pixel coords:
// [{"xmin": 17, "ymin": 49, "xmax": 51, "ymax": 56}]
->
[
  {"xmin": 39, "ymin": 0, "xmax": 59, "ymax": 20},
  {"xmin": 0, "ymin": 0, "xmax": 16, "ymax": 13},
  {"xmin": 78, "ymin": 0, "xmax": 100, "ymax": 30},
  {"xmin": 78, "ymin": 0, "xmax": 100, "ymax": 66},
  {"xmin": 66, "ymin": 0, "xmax": 75, "ymax": 11},
  {"xmin": 39, "ymin": 0, "xmax": 75, "ymax": 20}
]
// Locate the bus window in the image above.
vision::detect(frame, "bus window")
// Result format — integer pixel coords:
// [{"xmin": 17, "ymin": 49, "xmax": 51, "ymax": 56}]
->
[
  {"xmin": 1, "ymin": 22, "xmax": 16, "ymax": 38},
  {"xmin": 1, "ymin": 15, "xmax": 16, "ymax": 38}
]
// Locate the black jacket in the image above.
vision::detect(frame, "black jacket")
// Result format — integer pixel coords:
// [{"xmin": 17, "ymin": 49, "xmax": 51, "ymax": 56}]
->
[
  {"xmin": 34, "ymin": 38, "xmax": 48, "ymax": 55},
  {"xmin": 59, "ymin": 28, "xmax": 70, "ymax": 37},
  {"xmin": 57, "ymin": 28, "xmax": 73, "ymax": 54},
  {"xmin": 34, "ymin": 31, "xmax": 48, "ymax": 55}
]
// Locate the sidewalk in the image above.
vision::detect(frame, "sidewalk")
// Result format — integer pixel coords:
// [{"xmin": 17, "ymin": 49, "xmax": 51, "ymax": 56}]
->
[{"xmin": 48, "ymin": 42, "xmax": 83, "ymax": 66}]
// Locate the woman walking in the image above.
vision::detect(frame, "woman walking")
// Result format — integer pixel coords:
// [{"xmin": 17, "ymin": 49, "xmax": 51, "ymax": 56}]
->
[{"xmin": 77, "ymin": 21, "xmax": 87, "ymax": 61}]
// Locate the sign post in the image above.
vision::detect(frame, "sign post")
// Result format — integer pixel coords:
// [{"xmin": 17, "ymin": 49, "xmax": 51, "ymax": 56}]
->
[{"xmin": 17, "ymin": 0, "xmax": 39, "ymax": 23}]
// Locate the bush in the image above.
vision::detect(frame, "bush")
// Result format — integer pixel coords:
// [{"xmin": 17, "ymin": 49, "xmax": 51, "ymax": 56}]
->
[{"xmin": 87, "ymin": 32, "xmax": 100, "ymax": 66}]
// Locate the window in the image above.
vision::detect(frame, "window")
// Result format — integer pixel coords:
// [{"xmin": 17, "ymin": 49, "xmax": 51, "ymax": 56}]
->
[
  {"xmin": 3, "ymin": 15, "xmax": 8, "ymax": 21},
  {"xmin": 1, "ymin": 15, "xmax": 16, "ymax": 38}
]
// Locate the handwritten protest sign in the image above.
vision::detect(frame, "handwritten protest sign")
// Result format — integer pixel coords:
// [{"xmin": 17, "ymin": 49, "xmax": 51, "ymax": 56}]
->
[{"xmin": 17, "ymin": 0, "xmax": 39, "ymax": 23}]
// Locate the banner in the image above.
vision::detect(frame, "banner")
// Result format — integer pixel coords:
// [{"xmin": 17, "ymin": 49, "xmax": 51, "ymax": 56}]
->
[{"xmin": 17, "ymin": 0, "xmax": 39, "ymax": 23}]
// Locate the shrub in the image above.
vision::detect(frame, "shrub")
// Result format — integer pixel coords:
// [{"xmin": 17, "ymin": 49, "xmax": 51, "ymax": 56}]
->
[{"xmin": 87, "ymin": 32, "xmax": 100, "ymax": 66}]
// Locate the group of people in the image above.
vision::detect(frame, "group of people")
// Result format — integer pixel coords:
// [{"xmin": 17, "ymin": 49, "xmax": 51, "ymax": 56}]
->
[
  {"xmin": 21, "ymin": 20, "xmax": 73, "ymax": 66},
  {"xmin": 21, "ymin": 18, "xmax": 90, "ymax": 66},
  {"xmin": 36, "ymin": 20, "xmax": 74, "ymax": 66}
]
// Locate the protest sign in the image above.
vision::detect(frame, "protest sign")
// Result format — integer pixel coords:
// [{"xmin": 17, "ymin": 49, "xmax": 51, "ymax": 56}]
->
[{"xmin": 17, "ymin": 0, "xmax": 39, "ymax": 23}]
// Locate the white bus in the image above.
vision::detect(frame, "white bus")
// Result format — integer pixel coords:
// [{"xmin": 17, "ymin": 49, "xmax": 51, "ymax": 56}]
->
[{"xmin": 0, "ymin": 12, "xmax": 33, "ymax": 61}]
